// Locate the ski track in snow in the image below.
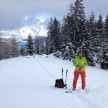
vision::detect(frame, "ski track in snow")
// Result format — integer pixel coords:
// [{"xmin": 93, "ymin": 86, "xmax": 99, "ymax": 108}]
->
[
  {"xmin": 35, "ymin": 56, "xmax": 56, "ymax": 79},
  {"xmin": 73, "ymin": 91, "xmax": 100, "ymax": 108},
  {"xmin": 0, "ymin": 55, "xmax": 108, "ymax": 108}
]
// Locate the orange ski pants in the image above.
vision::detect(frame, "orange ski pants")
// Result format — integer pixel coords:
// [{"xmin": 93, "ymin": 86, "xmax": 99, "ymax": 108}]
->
[{"xmin": 73, "ymin": 71, "xmax": 86, "ymax": 89}]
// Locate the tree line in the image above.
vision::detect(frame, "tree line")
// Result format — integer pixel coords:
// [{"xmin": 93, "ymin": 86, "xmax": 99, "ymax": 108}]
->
[
  {"xmin": 47, "ymin": 0, "xmax": 108, "ymax": 69},
  {"xmin": 0, "ymin": 36, "xmax": 20, "ymax": 60},
  {"xmin": 0, "ymin": 34, "xmax": 46, "ymax": 60}
]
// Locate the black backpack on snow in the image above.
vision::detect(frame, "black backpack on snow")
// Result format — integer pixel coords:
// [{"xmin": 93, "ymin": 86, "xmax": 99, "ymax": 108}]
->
[
  {"xmin": 55, "ymin": 68, "xmax": 68, "ymax": 88},
  {"xmin": 55, "ymin": 79, "xmax": 65, "ymax": 88}
]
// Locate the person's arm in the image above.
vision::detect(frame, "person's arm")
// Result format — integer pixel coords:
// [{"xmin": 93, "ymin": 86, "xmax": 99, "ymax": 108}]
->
[
  {"xmin": 73, "ymin": 56, "xmax": 78, "ymax": 68},
  {"xmin": 83, "ymin": 57, "xmax": 88, "ymax": 68}
]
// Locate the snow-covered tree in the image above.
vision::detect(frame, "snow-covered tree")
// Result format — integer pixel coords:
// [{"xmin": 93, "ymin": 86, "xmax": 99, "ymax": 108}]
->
[
  {"xmin": 39, "ymin": 42, "xmax": 46, "ymax": 54},
  {"xmin": 53, "ymin": 18, "xmax": 61, "ymax": 51},
  {"xmin": 0, "ymin": 36, "xmax": 19, "ymax": 59},
  {"xmin": 26, "ymin": 34, "xmax": 34, "ymax": 55},
  {"xmin": 45, "ymin": 37, "xmax": 50, "ymax": 54},
  {"xmin": 61, "ymin": 0, "xmax": 86, "ymax": 52},
  {"xmin": 35, "ymin": 36, "xmax": 40, "ymax": 54},
  {"xmin": 47, "ymin": 17, "xmax": 61, "ymax": 53},
  {"xmin": 84, "ymin": 11, "xmax": 97, "ymax": 66},
  {"xmin": 72, "ymin": 0, "xmax": 86, "ymax": 50},
  {"xmin": 97, "ymin": 14, "xmax": 104, "ymax": 38},
  {"xmin": 11, "ymin": 37, "xmax": 19, "ymax": 57},
  {"xmin": 104, "ymin": 14, "xmax": 108, "ymax": 38},
  {"xmin": 0, "ymin": 37, "xmax": 2, "ymax": 60},
  {"xmin": 46, "ymin": 0, "xmax": 108, "ymax": 69},
  {"xmin": 47, "ymin": 18, "xmax": 54, "ymax": 54}
]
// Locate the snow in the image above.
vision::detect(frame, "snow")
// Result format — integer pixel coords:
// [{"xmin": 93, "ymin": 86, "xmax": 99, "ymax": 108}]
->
[{"xmin": 0, "ymin": 55, "xmax": 108, "ymax": 108}]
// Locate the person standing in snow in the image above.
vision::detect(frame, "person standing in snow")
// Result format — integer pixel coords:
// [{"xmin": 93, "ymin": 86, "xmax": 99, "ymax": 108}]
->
[{"xmin": 72, "ymin": 50, "xmax": 88, "ymax": 91}]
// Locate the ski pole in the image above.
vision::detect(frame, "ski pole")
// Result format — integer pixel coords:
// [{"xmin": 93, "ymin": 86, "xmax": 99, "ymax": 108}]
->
[
  {"xmin": 65, "ymin": 69, "xmax": 68, "ymax": 89},
  {"xmin": 62, "ymin": 68, "xmax": 63, "ymax": 79}
]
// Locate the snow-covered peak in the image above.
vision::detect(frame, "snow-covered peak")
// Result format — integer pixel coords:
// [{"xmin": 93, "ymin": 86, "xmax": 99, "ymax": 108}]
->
[{"xmin": 0, "ymin": 16, "xmax": 48, "ymax": 39}]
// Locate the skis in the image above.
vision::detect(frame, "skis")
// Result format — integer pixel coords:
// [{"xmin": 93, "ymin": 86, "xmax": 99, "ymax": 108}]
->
[
  {"xmin": 65, "ymin": 89, "xmax": 87, "ymax": 94},
  {"xmin": 65, "ymin": 90, "xmax": 73, "ymax": 93},
  {"xmin": 65, "ymin": 89, "xmax": 76, "ymax": 93}
]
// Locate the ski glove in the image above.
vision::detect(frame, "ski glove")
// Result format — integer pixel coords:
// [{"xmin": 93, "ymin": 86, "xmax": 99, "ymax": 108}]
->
[{"xmin": 77, "ymin": 65, "xmax": 83, "ymax": 71}]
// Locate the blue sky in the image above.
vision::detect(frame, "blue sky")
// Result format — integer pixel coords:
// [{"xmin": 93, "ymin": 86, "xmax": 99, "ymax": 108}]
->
[{"xmin": 0, "ymin": 0, "xmax": 108, "ymax": 36}]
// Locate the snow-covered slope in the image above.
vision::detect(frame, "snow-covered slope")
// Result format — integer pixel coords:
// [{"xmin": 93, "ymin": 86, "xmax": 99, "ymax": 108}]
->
[{"xmin": 0, "ymin": 55, "xmax": 108, "ymax": 108}]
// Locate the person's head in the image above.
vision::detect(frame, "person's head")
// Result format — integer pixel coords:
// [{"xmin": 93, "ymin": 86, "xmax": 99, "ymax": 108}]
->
[{"xmin": 78, "ymin": 50, "xmax": 84, "ymax": 57}]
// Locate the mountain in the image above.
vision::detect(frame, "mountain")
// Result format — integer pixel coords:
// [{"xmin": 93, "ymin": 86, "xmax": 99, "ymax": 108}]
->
[
  {"xmin": 0, "ymin": 26, "xmax": 47, "ymax": 39},
  {"xmin": 0, "ymin": 16, "xmax": 48, "ymax": 39}
]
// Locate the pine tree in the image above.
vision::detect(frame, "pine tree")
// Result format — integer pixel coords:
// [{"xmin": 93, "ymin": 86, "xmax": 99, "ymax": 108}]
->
[
  {"xmin": 61, "ymin": 13, "xmax": 76, "ymax": 60},
  {"xmin": 101, "ymin": 51, "xmax": 108, "ymax": 69},
  {"xmin": 26, "ymin": 34, "xmax": 34, "ymax": 55},
  {"xmin": 70, "ymin": 0, "xmax": 86, "ymax": 51},
  {"xmin": 60, "ymin": 0, "xmax": 87, "ymax": 60},
  {"xmin": 61, "ymin": 16, "xmax": 71, "ymax": 44},
  {"xmin": 39, "ymin": 42, "xmax": 46, "ymax": 54},
  {"xmin": 47, "ymin": 18, "xmax": 54, "ymax": 53},
  {"xmin": 47, "ymin": 17, "xmax": 61, "ymax": 53},
  {"xmin": 97, "ymin": 14, "xmax": 104, "ymax": 39},
  {"xmin": 45, "ymin": 37, "xmax": 50, "ymax": 54},
  {"xmin": 61, "ymin": 4, "xmax": 75, "ymax": 43},
  {"xmin": 85, "ymin": 11, "xmax": 97, "ymax": 66},
  {"xmin": 20, "ymin": 48, "xmax": 25, "ymax": 56},
  {"xmin": 0, "ymin": 37, "xmax": 2, "ymax": 60},
  {"xmin": 2, "ymin": 41, "xmax": 12, "ymax": 59},
  {"xmin": 104, "ymin": 14, "xmax": 108, "ymax": 38},
  {"xmin": 35, "ymin": 36, "xmax": 40, "ymax": 54},
  {"xmin": 88, "ymin": 11, "xmax": 96, "ymax": 39},
  {"xmin": 53, "ymin": 18, "xmax": 61, "ymax": 51},
  {"xmin": 100, "ymin": 14, "xmax": 108, "ymax": 69},
  {"xmin": 11, "ymin": 36, "xmax": 19, "ymax": 57},
  {"xmin": 95, "ymin": 15, "xmax": 104, "ymax": 64}
]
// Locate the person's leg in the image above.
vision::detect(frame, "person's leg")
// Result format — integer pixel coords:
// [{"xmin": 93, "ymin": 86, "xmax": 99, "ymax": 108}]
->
[
  {"xmin": 80, "ymin": 72, "xmax": 86, "ymax": 89},
  {"xmin": 73, "ymin": 71, "xmax": 79, "ymax": 89}
]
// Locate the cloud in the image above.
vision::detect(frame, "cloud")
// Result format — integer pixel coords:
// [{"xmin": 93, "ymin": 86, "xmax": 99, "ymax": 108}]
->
[
  {"xmin": 0, "ymin": 0, "xmax": 108, "ymax": 30},
  {"xmin": 84, "ymin": 0, "xmax": 108, "ymax": 18},
  {"xmin": 0, "ymin": 0, "xmax": 73, "ymax": 30}
]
